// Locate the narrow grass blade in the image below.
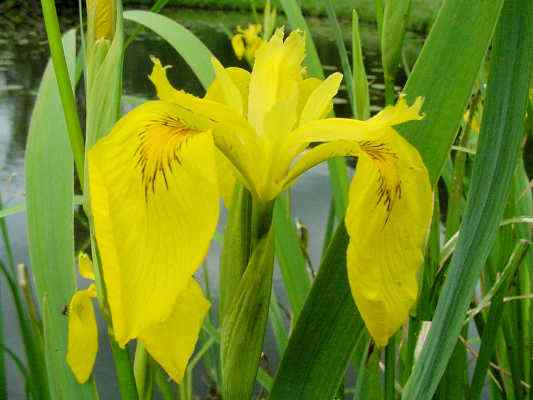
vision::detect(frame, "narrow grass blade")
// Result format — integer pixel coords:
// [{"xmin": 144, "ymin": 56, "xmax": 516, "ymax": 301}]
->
[
  {"xmin": 0, "ymin": 204, "xmax": 25, "ymax": 220},
  {"xmin": 25, "ymin": 29, "xmax": 95, "ymax": 399},
  {"xmin": 468, "ymin": 241, "xmax": 530, "ymax": 400},
  {"xmin": 0, "ymin": 194, "xmax": 15, "ymax": 273},
  {"xmin": 351, "ymin": 10, "xmax": 370, "ymax": 120},
  {"xmin": 381, "ymin": 0, "xmax": 411, "ymax": 103},
  {"xmin": 40, "ymin": 0, "xmax": 85, "ymax": 185},
  {"xmin": 270, "ymin": 225, "xmax": 366, "ymax": 400},
  {"xmin": 123, "ymin": 10, "xmax": 215, "ymax": 89},
  {"xmin": 0, "ymin": 266, "xmax": 6, "ymax": 399},
  {"xmin": 273, "ymin": 194, "xmax": 310, "ymax": 318},
  {"xmin": 402, "ymin": 1, "xmax": 533, "ymax": 398},
  {"xmin": 269, "ymin": 292, "xmax": 288, "ymax": 355},
  {"xmin": 399, "ymin": 0, "xmax": 505, "ymax": 184},
  {"xmin": 324, "ymin": 0, "xmax": 354, "ymax": 114}
]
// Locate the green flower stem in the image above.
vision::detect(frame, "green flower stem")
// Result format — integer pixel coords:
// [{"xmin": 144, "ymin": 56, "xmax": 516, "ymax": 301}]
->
[
  {"xmin": 40, "ymin": 0, "xmax": 85, "ymax": 186},
  {"xmin": 109, "ymin": 336, "xmax": 139, "ymax": 400}
]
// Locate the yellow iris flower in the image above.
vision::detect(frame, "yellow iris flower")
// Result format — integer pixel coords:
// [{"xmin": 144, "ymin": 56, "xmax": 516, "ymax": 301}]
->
[
  {"xmin": 80, "ymin": 27, "xmax": 432, "ymax": 381},
  {"xmin": 231, "ymin": 24, "xmax": 264, "ymax": 65}
]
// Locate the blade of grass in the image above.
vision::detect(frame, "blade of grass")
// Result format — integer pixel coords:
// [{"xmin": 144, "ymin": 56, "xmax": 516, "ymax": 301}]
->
[
  {"xmin": 351, "ymin": 10, "xmax": 370, "ymax": 120},
  {"xmin": 402, "ymin": 1, "xmax": 532, "ymax": 398},
  {"xmin": 399, "ymin": 0, "xmax": 505, "ymax": 185},
  {"xmin": 273, "ymin": 194, "xmax": 310, "ymax": 318},
  {"xmin": 0, "ymin": 194, "xmax": 15, "ymax": 273},
  {"xmin": 40, "ymin": 0, "xmax": 85, "ymax": 185},
  {"xmin": 269, "ymin": 291, "xmax": 288, "ymax": 355},
  {"xmin": 324, "ymin": 0, "xmax": 355, "ymax": 115},
  {"xmin": 468, "ymin": 242, "xmax": 530, "ymax": 400},
  {"xmin": 25, "ymin": 29, "xmax": 96, "ymax": 399},
  {"xmin": 0, "ymin": 259, "xmax": 41, "ymax": 400}
]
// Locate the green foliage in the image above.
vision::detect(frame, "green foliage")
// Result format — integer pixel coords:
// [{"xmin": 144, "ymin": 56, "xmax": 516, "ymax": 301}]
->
[
  {"xmin": 25, "ymin": 29, "xmax": 96, "ymax": 399},
  {"xmin": 403, "ymin": 0, "xmax": 533, "ymax": 398}
]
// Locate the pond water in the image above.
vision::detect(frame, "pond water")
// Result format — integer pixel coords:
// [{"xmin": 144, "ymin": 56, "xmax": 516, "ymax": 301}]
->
[{"xmin": 0, "ymin": 7, "xmax": 425, "ymax": 398}]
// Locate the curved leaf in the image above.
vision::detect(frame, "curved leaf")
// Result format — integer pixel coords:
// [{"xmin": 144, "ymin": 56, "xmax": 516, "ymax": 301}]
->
[{"xmin": 123, "ymin": 10, "xmax": 215, "ymax": 89}]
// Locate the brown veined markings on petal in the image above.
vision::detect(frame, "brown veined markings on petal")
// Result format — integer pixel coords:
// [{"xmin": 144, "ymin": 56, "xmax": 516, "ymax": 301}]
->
[
  {"xmin": 359, "ymin": 140, "xmax": 401, "ymax": 225},
  {"xmin": 134, "ymin": 113, "xmax": 203, "ymax": 199}
]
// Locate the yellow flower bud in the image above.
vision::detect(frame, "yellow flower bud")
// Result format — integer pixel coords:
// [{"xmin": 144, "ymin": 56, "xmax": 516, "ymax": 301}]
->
[{"xmin": 86, "ymin": 0, "xmax": 115, "ymax": 41}]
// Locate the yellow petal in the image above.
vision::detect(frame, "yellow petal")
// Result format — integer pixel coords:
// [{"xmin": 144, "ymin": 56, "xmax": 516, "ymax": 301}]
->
[
  {"xmin": 211, "ymin": 123, "xmax": 262, "ymax": 198},
  {"xmin": 88, "ymin": 101, "xmax": 219, "ymax": 345},
  {"xmin": 247, "ymin": 29, "xmax": 305, "ymax": 134},
  {"xmin": 139, "ymin": 279, "xmax": 210, "ymax": 383},
  {"xmin": 299, "ymin": 72, "xmax": 343, "ymax": 126},
  {"xmin": 296, "ymin": 77, "xmax": 322, "ymax": 118},
  {"xmin": 203, "ymin": 65, "xmax": 251, "ymax": 206},
  {"xmin": 210, "ymin": 58, "xmax": 244, "ymax": 115},
  {"xmin": 231, "ymin": 34, "xmax": 245, "ymax": 60},
  {"xmin": 204, "ymin": 66, "xmax": 251, "ymax": 115},
  {"xmin": 345, "ymin": 129, "xmax": 433, "ymax": 346},
  {"xmin": 283, "ymin": 140, "xmax": 360, "ymax": 190},
  {"xmin": 289, "ymin": 96, "xmax": 424, "ymax": 145},
  {"xmin": 78, "ymin": 252, "xmax": 95, "ymax": 281},
  {"xmin": 368, "ymin": 95, "xmax": 424, "ymax": 128},
  {"xmin": 148, "ymin": 57, "xmax": 253, "ymax": 135},
  {"xmin": 66, "ymin": 284, "xmax": 98, "ymax": 383}
]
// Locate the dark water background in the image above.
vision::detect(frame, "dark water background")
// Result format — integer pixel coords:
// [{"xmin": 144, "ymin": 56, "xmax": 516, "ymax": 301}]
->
[{"xmin": 0, "ymin": 6, "xmax": 426, "ymax": 398}]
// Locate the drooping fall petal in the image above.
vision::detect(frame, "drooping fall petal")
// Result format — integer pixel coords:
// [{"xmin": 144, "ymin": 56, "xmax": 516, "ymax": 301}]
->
[
  {"xmin": 345, "ymin": 130, "xmax": 432, "ymax": 346},
  {"xmin": 282, "ymin": 97, "xmax": 432, "ymax": 346},
  {"xmin": 66, "ymin": 284, "xmax": 98, "ymax": 383},
  {"xmin": 88, "ymin": 101, "xmax": 219, "ymax": 345},
  {"xmin": 139, "ymin": 279, "xmax": 210, "ymax": 383}
]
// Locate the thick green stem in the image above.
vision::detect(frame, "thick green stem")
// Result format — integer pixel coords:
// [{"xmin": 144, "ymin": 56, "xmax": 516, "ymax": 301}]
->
[{"xmin": 40, "ymin": 0, "xmax": 85, "ymax": 185}]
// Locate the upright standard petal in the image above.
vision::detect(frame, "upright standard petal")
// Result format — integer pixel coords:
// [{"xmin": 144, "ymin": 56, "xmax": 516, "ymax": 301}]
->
[
  {"xmin": 88, "ymin": 101, "xmax": 219, "ymax": 345},
  {"xmin": 345, "ymin": 129, "xmax": 433, "ymax": 346},
  {"xmin": 66, "ymin": 284, "xmax": 98, "ymax": 383},
  {"xmin": 247, "ymin": 29, "xmax": 305, "ymax": 134},
  {"xmin": 139, "ymin": 279, "xmax": 210, "ymax": 383}
]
